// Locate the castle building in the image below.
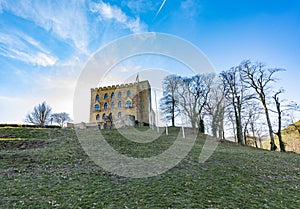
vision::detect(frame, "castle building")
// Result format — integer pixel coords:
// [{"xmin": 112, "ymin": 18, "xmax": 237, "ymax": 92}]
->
[{"xmin": 90, "ymin": 80, "xmax": 155, "ymax": 127}]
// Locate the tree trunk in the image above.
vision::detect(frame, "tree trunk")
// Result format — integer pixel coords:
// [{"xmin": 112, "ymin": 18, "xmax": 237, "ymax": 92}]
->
[
  {"xmin": 275, "ymin": 100, "xmax": 285, "ymax": 152},
  {"xmin": 243, "ymin": 126, "xmax": 248, "ymax": 145},
  {"xmin": 236, "ymin": 96, "xmax": 244, "ymax": 144},
  {"xmin": 262, "ymin": 101, "xmax": 276, "ymax": 151},
  {"xmin": 211, "ymin": 113, "xmax": 217, "ymax": 137},
  {"xmin": 171, "ymin": 97, "xmax": 175, "ymax": 127},
  {"xmin": 199, "ymin": 118, "xmax": 205, "ymax": 133},
  {"xmin": 254, "ymin": 138, "xmax": 258, "ymax": 148},
  {"xmin": 277, "ymin": 132, "xmax": 285, "ymax": 152},
  {"xmin": 258, "ymin": 135, "xmax": 263, "ymax": 149},
  {"xmin": 250, "ymin": 123, "xmax": 258, "ymax": 148},
  {"xmin": 218, "ymin": 115, "xmax": 224, "ymax": 140}
]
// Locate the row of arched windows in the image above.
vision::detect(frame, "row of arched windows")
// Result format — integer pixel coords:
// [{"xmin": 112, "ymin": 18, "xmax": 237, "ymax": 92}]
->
[
  {"xmin": 94, "ymin": 101, "xmax": 132, "ymax": 111},
  {"xmin": 96, "ymin": 112, "xmax": 122, "ymax": 120},
  {"xmin": 95, "ymin": 91, "xmax": 131, "ymax": 101}
]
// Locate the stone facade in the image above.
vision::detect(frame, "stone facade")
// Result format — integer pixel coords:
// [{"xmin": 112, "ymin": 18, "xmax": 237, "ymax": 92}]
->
[{"xmin": 90, "ymin": 80, "xmax": 155, "ymax": 127}]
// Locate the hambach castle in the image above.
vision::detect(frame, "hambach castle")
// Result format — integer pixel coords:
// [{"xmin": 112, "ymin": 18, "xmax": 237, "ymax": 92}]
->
[{"xmin": 90, "ymin": 80, "xmax": 155, "ymax": 128}]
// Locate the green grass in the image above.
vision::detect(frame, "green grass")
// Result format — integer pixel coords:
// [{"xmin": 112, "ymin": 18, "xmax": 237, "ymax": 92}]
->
[{"xmin": 0, "ymin": 127, "xmax": 299, "ymax": 208}]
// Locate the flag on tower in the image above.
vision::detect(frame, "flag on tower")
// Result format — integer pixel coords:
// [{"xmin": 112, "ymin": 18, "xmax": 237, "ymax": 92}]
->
[{"xmin": 135, "ymin": 73, "xmax": 139, "ymax": 83}]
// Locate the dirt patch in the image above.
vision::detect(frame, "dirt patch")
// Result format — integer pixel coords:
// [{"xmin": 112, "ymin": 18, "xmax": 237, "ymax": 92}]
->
[
  {"xmin": 0, "ymin": 134, "xmax": 13, "ymax": 138},
  {"xmin": 0, "ymin": 140, "xmax": 45, "ymax": 150},
  {"xmin": 17, "ymin": 141, "xmax": 45, "ymax": 150},
  {"xmin": 0, "ymin": 168, "xmax": 15, "ymax": 175}
]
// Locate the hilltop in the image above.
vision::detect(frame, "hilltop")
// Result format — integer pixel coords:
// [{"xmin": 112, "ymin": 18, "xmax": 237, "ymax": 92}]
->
[{"xmin": 0, "ymin": 127, "xmax": 299, "ymax": 208}]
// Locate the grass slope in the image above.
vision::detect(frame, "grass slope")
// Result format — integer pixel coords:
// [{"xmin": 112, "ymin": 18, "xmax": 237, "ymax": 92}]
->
[{"xmin": 0, "ymin": 127, "xmax": 299, "ymax": 208}]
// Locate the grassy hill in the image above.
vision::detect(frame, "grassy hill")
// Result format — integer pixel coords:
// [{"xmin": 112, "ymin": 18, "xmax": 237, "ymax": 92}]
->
[
  {"xmin": 0, "ymin": 127, "xmax": 299, "ymax": 208},
  {"xmin": 262, "ymin": 120, "xmax": 300, "ymax": 153}
]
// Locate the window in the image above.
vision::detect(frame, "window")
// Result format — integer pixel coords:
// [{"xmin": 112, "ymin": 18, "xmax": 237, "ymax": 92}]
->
[
  {"xmin": 94, "ymin": 104, "xmax": 100, "ymax": 111},
  {"xmin": 104, "ymin": 93, "xmax": 108, "ymax": 99},
  {"xmin": 118, "ymin": 101, "xmax": 122, "ymax": 107},
  {"xmin": 103, "ymin": 113, "xmax": 107, "ymax": 119},
  {"xmin": 118, "ymin": 92, "xmax": 122, "ymax": 98},
  {"xmin": 127, "ymin": 90, "xmax": 131, "ymax": 97},
  {"xmin": 104, "ymin": 103, "xmax": 108, "ymax": 109},
  {"xmin": 109, "ymin": 113, "xmax": 112, "ymax": 119},
  {"xmin": 111, "ymin": 93, "xmax": 115, "ymax": 98},
  {"xmin": 118, "ymin": 112, "xmax": 122, "ymax": 118},
  {"xmin": 125, "ymin": 101, "xmax": 132, "ymax": 107},
  {"xmin": 95, "ymin": 94, "xmax": 99, "ymax": 101},
  {"xmin": 111, "ymin": 102, "xmax": 115, "ymax": 109},
  {"xmin": 96, "ymin": 114, "xmax": 100, "ymax": 120}
]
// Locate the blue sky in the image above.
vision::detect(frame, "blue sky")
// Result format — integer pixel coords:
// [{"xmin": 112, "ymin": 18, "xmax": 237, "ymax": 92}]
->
[{"xmin": 0, "ymin": 0, "xmax": 300, "ymax": 123}]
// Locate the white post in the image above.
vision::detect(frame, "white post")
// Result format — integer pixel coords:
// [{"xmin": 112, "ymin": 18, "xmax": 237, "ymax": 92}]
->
[
  {"xmin": 166, "ymin": 122, "xmax": 168, "ymax": 136},
  {"xmin": 182, "ymin": 126, "xmax": 185, "ymax": 139},
  {"xmin": 154, "ymin": 90, "xmax": 159, "ymax": 133}
]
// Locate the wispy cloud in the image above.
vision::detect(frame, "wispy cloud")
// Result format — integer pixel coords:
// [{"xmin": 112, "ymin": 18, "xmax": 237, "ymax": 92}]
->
[
  {"xmin": 125, "ymin": 0, "xmax": 158, "ymax": 14},
  {"xmin": 0, "ymin": 0, "xmax": 90, "ymax": 54},
  {"xmin": 0, "ymin": 31, "xmax": 57, "ymax": 67},
  {"xmin": 90, "ymin": 0, "xmax": 147, "ymax": 33},
  {"xmin": 180, "ymin": 0, "xmax": 201, "ymax": 19}
]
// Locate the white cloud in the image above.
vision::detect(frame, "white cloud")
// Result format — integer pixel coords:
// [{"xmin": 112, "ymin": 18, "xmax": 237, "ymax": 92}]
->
[
  {"xmin": 1, "ymin": 0, "xmax": 90, "ymax": 54},
  {"xmin": 90, "ymin": 0, "xmax": 147, "ymax": 33},
  {"xmin": 0, "ymin": 31, "xmax": 58, "ymax": 67}
]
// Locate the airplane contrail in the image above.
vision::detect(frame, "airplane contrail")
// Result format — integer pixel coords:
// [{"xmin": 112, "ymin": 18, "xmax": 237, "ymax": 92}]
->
[{"xmin": 154, "ymin": 0, "xmax": 167, "ymax": 20}]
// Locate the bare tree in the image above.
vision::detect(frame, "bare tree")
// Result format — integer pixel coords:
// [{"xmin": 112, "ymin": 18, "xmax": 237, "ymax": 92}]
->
[
  {"xmin": 176, "ymin": 74, "xmax": 214, "ymax": 131},
  {"xmin": 159, "ymin": 75, "xmax": 181, "ymax": 126},
  {"xmin": 206, "ymin": 81, "xmax": 225, "ymax": 138},
  {"xmin": 245, "ymin": 101, "xmax": 264, "ymax": 148},
  {"xmin": 272, "ymin": 90, "xmax": 286, "ymax": 152},
  {"xmin": 220, "ymin": 67, "xmax": 247, "ymax": 144},
  {"xmin": 192, "ymin": 74, "xmax": 215, "ymax": 132},
  {"xmin": 51, "ymin": 112, "xmax": 71, "ymax": 127},
  {"xmin": 25, "ymin": 102, "xmax": 52, "ymax": 127},
  {"xmin": 240, "ymin": 60, "xmax": 284, "ymax": 151},
  {"xmin": 176, "ymin": 76, "xmax": 198, "ymax": 128}
]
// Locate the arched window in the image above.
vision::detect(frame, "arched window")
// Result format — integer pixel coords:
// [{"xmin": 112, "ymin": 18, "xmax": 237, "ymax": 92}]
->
[
  {"xmin": 118, "ymin": 101, "xmax": 122, "ymax": 107},
  {"xmin": 118, "ymin": 112, "xmax": 122, "ymax": 118},
  {"xmin": 109, "ymin": 113, "xmax": 112, "ymax": 119},
  {"xmin": 104, "ymin": 103, "xmax": 108, "ymax": 109},
  {"xmin": 111, "ymin": 102, "xmax": 115, "ymax": 109},
  {"xmin": 94, "ymin": 104, "xmax": 100, "ymax": 111},
  {"xmin": 96, "ymin": 114, "xmax": 100, "ymax": 120},
  {"xmin": 127, "ymin": 90, "xmax": 131, "ymax": 97},
  {"xmin": 103, "ymin": 113, "xmax": 107, "ymax": 119},
  {"xmin": 111, "ymin": 92, "xmax": 115, "ymax": 98},
  {"xmin": 118, "ymin": 92, "xmax": 122, "ymax": 98},
  {"xmin": 125, "ymin": 101, "xmax": 132, "ymax": 107},
  {"xmin": 104, "ymin": 93, "xmax": 108, "ymax": 99},
  {"xmin": 95, "ymin": 94, "xmax": 99, "ymax": 101}
]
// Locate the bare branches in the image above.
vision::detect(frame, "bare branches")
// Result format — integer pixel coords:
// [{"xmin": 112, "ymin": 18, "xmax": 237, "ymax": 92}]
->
[
  {"xmin": 25, "ymin": 102, "xmax": 52, "ymax": 127},
  {"xmin": 159, "ymin": 75, "xmax": 181, "ymax": 126},
  {"xmin": 239, "ymin": 60, "xmax": 285, "ymax": 151},
  {"xmin": 51, "ymin": 112, "xmax": 71, "ymax": 127}
]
